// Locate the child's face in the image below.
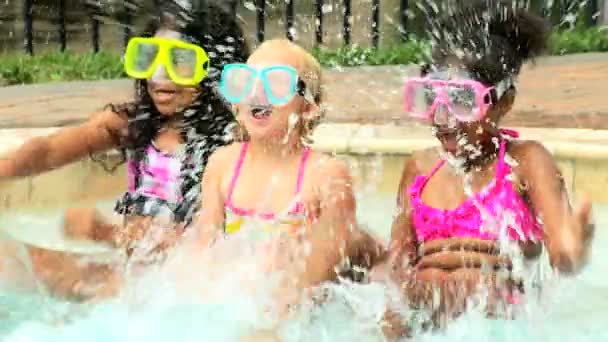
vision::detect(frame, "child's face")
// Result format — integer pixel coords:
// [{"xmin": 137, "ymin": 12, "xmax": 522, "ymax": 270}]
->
[
  {"xmin": 236, "ymin": 48, "xmax": 315, "ymax": 143},
  {"xmin": 146, "ymin": 29, "xmax": 200, "ymax": 117},
  {"xmin": 424, "ymin": 62, "xmax": 507, "ymax": 156}
]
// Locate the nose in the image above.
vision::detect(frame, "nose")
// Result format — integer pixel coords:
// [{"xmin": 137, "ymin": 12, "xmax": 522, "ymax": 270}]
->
[
  {"xmin": 432, "ymin": 104, "xmax": 458, "ymax": 128},
  {"xmin": 150, "ymin": 63, "xmax": 169, "ymax": 81},
  {"xmin": 433, "ymin": 103, "xmax": 448, "ymax": 124},
  {"xmin": 246, "ymin": 80, "xmax": 269, "ymax": 105}
]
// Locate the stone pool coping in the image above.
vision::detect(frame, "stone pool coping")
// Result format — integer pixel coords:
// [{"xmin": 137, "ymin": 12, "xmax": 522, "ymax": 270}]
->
[
  {"xmin": 1, "ymin": 124, "xmax": 608, "ymax": 160},
  {"xmin": 2, "ymin": 52, "xmax": 608, "ymax": 129},
  {"xmin": 312, "ymin": 124, "xmax": 608, "ymax": 160},
  {"xmin": 1, "ymin": 124, "xmax": 608, "ymax": 205}
]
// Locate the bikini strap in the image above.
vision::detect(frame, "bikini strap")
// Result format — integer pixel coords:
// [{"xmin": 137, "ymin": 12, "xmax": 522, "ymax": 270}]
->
[
  {"xmin": 428, "ymin": 158, "xmax": 446, "ymax": 179},
  {"xmin": 415, "ymin": 157, "xmax": 445, "ymax": 192},
  {"xmin": 500, "ymin": 128, "xmax": 520, "ymax": 139},
  {"xmin": 226, "ymin": 142, "xmax": 249, "ymax": 203},
  {"xmin": 496, "ymin": 128, "xmax": 519, "ymax": 178},
  {"xmin": 295, "ymin": 146, "xmax": 311, "ymax": 195}
]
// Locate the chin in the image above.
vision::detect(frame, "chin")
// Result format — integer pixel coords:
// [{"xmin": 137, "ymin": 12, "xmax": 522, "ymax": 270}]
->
[
  {"xmin": 243, "ymin": 127, "xmax": 271, "ymax": 140},
  {"xmin": 154, "ymin": 104, "xmax": 178, "ymax": 116},
  {"xmin": 246, "ymin": 127, "xmax": 287, "ymax": 142}
]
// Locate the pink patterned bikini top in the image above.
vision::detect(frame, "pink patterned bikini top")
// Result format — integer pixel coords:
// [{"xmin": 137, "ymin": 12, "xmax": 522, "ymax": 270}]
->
[
  {"xmin": 409, "ymin": 131, "xmax": 544, "ymax": 243},
  {"xmin": 224, "ymin": 142, "xmax": 310, "ymax": 234},
  {"xmin": 127, "ymin": 144, "xmax": 182, "ymax": 203}
]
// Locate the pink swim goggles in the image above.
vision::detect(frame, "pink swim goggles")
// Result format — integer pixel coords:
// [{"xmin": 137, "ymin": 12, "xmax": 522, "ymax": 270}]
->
[{"xmin": 404, "ymin": 76, "xmax": 512, "ymax": 123}]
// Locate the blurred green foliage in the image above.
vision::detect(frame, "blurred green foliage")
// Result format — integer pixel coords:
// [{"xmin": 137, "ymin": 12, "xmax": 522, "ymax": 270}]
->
[{"xmin": 1, "ymin": 28, "xmax": 607, "ymax": 86}]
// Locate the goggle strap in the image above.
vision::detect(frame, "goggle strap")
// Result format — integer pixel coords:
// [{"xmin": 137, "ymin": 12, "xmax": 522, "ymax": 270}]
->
[{"xmin": 297, "ymin": 79, "xmax": 317, "ymax": 104}]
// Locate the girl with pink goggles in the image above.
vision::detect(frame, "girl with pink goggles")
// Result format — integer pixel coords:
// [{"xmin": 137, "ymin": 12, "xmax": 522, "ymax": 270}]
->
[{"xmin": 404, "ymin": 72, "xmax": 513, "ymax": 124}]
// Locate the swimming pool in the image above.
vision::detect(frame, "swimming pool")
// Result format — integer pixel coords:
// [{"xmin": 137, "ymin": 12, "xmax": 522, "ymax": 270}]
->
[{"xmin": 0, "ymin": 193, "xmax": 606, "ymax": 341}]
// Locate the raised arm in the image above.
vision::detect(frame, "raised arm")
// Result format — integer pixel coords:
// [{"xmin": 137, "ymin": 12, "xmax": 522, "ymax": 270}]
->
[
  {"xmin": 517, "ymin": 141, "xmax": 593, "ymax": 275},
  {"xmin": 0, "ymin": 110, "xmax": 127, "ymax": 178}
]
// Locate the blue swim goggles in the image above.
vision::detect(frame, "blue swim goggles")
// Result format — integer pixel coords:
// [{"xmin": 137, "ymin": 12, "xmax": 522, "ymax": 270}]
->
[{"xmin": 219, "ymin": 64, "xmax": 313, "ymax": 106}]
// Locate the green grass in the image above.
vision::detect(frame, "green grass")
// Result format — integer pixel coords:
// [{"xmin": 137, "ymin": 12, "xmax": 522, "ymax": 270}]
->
[
  {"xmin": 312, "ymin": 38, "xmax": 431, "ymax": 67},
  {"xmin": 549, "ymin": 26, "xmax": 608, "ymax": 55},
  {"xmin": 0, "ymin": 51, "xmax": 124, "ymax": 86},
  {"xmin": 1, "ymin": 28, "xmax": 607, "ymax": 86}
]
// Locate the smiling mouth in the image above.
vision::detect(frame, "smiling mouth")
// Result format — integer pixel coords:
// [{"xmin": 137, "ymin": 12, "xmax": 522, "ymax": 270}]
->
[
  {"xmin": 251, "ymin": 105, "xmax": 272, "ymax": 119},
  {"xmin": 154, "ymin": 88, "xmax": 177, "ymax": 96}
]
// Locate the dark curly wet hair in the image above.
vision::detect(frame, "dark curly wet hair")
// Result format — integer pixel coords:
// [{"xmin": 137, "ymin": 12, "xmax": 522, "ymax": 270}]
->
[
  {"xmin": 105, "ymin": 1, "xmax": 248, "ymax": 155},
  {"xmin": 423, "ymin": 0, "xmax": 549, "ymax": 86},
  {"xmin": 97, "ymin": 1, "xmax": 249, "ymax": 223}
]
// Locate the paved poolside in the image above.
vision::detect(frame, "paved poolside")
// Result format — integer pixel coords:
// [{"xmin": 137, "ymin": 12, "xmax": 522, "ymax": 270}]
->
[{"xmin": 1, "ymin": 52, "xmax": 608, "ymax": 129}]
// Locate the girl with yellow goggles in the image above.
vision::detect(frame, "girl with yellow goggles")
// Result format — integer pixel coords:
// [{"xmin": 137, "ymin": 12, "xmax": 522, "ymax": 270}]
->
[{"xmin": 124, "ymin": 36, "xmax": 210, "ymax": 86}]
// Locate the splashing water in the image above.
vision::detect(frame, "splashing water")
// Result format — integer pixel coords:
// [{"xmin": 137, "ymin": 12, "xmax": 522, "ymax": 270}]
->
[
  {"xmin": 1, "ymin": 0, "xmax": 607, "ymax": 341},
  {"xmin": 0, "ymin": 193, "xmax": 606, "ymax": 341}
]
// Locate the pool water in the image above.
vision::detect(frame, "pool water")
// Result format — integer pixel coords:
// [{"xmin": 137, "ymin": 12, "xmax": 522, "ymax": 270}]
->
[{"xmin": 0, "ymin": 196, "xmax": 607, "ymax": 341}]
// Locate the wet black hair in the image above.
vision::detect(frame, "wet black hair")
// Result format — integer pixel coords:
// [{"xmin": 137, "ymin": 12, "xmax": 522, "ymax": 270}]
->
[
  {"xmin": 109, "ymin": 1, "xmax": 248, "ymax": 152},
  {"xmin": 98, "ymin": 1, "xmax": 248, "ymax": 166},
  {"xmin": 98, "ymin": 1, "xmax": 249, "ymax": 223},
  {"xmin": 424, "ymin": 0, "xmax": 549, "ymax": 86}
]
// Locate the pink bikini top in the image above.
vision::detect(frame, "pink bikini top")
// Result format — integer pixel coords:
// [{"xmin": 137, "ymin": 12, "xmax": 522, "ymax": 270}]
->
[
  {"xmin": 409, "ymin": 131, "xmax": 544, "ymax": 243},
  {"xmin": 225, "ymin": 142, "xmax": 310, "ymax": 221}
]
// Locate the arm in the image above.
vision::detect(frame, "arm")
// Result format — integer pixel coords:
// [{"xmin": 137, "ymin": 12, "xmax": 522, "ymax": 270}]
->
[
  {"xmin": 0, "ymin": 110, "xmax": 126, "ymax": 178},
  {"xmin": 517, "ymin": 141, "xmax": 593, "ymax": 275},
  {"xmin": 269, "ymin": 158, "xmax": 357, "ymax": 319},
  {"xmin": 386, "ymin": 155, "xmax": 421, "ymax": 271},
  {"xmin": 194, "ymin": 148, "xmax": 228, "ymax": 248},
  {"xmin": 300, "ymin": 159, "xmax": 356, "ymax": 288}
]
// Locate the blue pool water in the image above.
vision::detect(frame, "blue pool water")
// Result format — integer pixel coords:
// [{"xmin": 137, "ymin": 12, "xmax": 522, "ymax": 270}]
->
[{"xmin": 0, "ymin": 196, "xmax": 607, "ymax": 341}]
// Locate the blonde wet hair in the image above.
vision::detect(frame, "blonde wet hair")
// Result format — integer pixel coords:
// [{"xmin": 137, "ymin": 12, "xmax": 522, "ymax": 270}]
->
[{"xmin": 234, "ymin": 39, "xmax": 323, "ymax": 144}]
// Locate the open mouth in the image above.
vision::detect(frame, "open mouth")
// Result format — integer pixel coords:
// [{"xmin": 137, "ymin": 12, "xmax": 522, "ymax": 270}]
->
[
  {"xmin": 149, "ymin": 82, "xmax": 178, "ymax": 102},
  {"xmin": 434, "ymin": 127, "xmax": 460, "ymax": 152},
  {"xmin": 433, "ymin": 126, "xmax": 457, "ymax": 139},
  {"xmin": 251, "ymin": 105, "xmax": 272, "ymax": 120},
  {"xmin": 153, "ymin": 88, "xmax": 177, "ymax": 96}
]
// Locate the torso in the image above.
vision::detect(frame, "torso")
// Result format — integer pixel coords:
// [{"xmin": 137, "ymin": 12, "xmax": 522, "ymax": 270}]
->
[
  {"xmin": 116, "ymin": 129, "xmax": 189, "ymax": 225},
  {"xmin": 222, "ymin": 142, "xmax": 311, "ymax": 237},
  {"xmin": 398, "ymin": 139, "xmax": 545, "ymax": 318},
  {"xmin": 214, "ymin": 143, "xmax": 316, "ymax": 277},
  {"xmin": 409, "ymin": 139, "xmax": 543, "ymax": 250}
]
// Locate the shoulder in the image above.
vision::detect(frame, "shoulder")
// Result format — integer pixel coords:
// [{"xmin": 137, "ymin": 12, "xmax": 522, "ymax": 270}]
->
[
  {"xmin": 307, "ymin": 151, "xmax": 352, "ymax": 183},
  {"xmin": 508, "ymin": 140, "xmax": 556, "ymax": 169},
  {"xmin": 302, "ymin": 151, "xmax": 353, "ymax": 202},
  {"xmin": 508, "ymin": 139, "xmax": 553, "ymax": 158},
  {"xmin": 207, "ymin": 142, "xmax": 243, "ymax": 168},
  {"xmin": 403, "ymin": 147, "xmax": 441, "ymax": 179},
  {"xmin": 302, "ymin": 152, "xmax": 355, "ymax": 211},
  {"xmin": 507, "ymin": 139, "xmax": 558, "ymax": 181}
]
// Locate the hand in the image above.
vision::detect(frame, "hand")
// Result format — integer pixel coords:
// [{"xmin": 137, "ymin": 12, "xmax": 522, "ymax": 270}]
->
[
  {"xmin": 552, "ymin": 196, "xmax": 594, "ymax": 274},
  {"xmin": 575, "ymin": 197, "xmax": 594, "ymax": 245},
  {"xmin": 368, "ymin": 261, "xmax": 391, "ymax": 283}
]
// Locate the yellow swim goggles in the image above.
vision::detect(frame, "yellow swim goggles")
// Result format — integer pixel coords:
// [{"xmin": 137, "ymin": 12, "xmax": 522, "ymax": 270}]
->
[{"xmin": 124, "ymin": 37, "xmax": 210, "ymax": 86}]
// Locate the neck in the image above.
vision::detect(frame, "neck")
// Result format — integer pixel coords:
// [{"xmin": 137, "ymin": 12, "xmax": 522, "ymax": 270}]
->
[
  {"xmin": 452, "ymin": 137, "xmax": 501, "ymax": 173},
  {"xmin": 248, "ymin": 135, "xmax": 305, "ymax": 162}
]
